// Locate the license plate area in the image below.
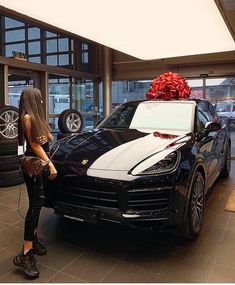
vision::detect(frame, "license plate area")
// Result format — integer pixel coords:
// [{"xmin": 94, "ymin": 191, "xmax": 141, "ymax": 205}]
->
[{"xmin": 56, "ymin": 202, "xmax": 98, "ymax": 224}]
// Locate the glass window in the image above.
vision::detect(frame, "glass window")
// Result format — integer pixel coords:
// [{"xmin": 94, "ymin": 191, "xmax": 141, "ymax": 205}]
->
[
  {"xmin": 6, "ymin": 43, "xmax": 25, "ymax": 57},
  {"xmin": 46, "ymin": 31, "xmax": 57, "ymax": 38},
  {"xmin": 82, "ymin": 52, "xmax": 88, "ymax": 63},
  {"xmin": 8, "ymin": 73, "xmax": 34, "ymax": 108},
  {"xmin": 46, "ymin": 39, "xmax": 57, "ymax": 53},
  {"xmin": 111, "ymin": 80, "xmax": 151, "ymax": 108},
  {"xmin": 28, "ymin": 41, "xmax": 40, "ymax": 55},
  {"xmin": 205, "ymin": 78, "xmax": 235, "ymax": 157},
  {"xmin": 206, "ymin": 78, "xmax": 235, "ymax": 104},
  {"xmin": 188, "ymin": 79, "xmax": 204, "ymax": 99},
  {"xmin": 28, "ymin": 27, "xmax": 40, "ymax": 40},
  {"xmin": 5, "ymin": 29, "xmax": 25, "ymax": 42},
  {"xmin": 73, "ymin": 79, "xmax": 94, "ymax": 129},
  {"xmin": 47, "ymin": 55, "xmax": 58, "ymax": 65},
  {"xmin": 82, "ymin": 43, "xmax": 88, "ymax": 50},
  {"xmin": 197, "ymin": 110, "xmax": 210, "ymax": 133},
  {"xmin": 5, "ymin": 17, "xmax": 24, "ymax": 28},
  {"xmin": 28, "ymin": 56, "xmax": 41, "ymax": 63},
  {"xmin": 48, "ymin": 75, "xmax": 70, "ymax": 120},
  {"xmin": 59, "ymin": 54, "xmax": 69, "ymax": 65},
  {"xmin": 59, "ymin": 38, "xmax": 69, "ymax": 52}
]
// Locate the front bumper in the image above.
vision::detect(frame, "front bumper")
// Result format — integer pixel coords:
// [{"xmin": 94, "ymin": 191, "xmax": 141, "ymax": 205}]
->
[
  {"xmin": 54, "ymin": 201, "xmax": 174, "ymax": 229},
  {"xmin": 46, "ymin": 171, "xmax": 189, "ymax": 230}
]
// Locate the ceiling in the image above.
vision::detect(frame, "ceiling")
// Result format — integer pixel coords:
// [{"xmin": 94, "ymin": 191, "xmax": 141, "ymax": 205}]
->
[{"xmin": 0, "ymin": 0, "xmax": 234, "ymax": 60}]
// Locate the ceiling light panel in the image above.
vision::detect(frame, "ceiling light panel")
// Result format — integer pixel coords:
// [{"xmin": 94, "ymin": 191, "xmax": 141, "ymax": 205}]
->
[{"xmin": 0, "ymin": 0, "xmax": 234, "ymax": 59}]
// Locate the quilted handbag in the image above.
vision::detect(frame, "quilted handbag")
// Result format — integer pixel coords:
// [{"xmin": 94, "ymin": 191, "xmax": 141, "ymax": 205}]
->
[
  {"xmin": 19, "ymin": 142, "xmax": 59, "ymax": 178},
  {"xmin": 19, "ymin": 156, "xmax": 49, "ymax": 177}
]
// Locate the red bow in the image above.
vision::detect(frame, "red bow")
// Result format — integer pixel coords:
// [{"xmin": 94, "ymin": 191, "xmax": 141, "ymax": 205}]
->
[{"xmin": 146, "ymin": 72, "xmax": 191, "ymax": 100}]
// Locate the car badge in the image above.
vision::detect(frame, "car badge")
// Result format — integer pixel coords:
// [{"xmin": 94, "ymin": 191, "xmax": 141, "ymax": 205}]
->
[{"xmin": 81, "ymin": 159, "xmax": 88, "ymax": 165}]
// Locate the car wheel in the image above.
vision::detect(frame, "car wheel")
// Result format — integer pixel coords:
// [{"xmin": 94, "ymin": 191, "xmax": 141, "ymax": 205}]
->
[
  {"xmin": 220, "ymin": 144, "xmax": 231, "ymax": 178},
  {"xmin": 58, "ymin": 109, "xmax": 83, "ymax": 134},
  {"xmin": 180, "ymin": 171, "xmax": 205, "ymax": 240},
  {"xmin": 0, "ymin": 106, "xmax": 19, "ymax": 139}
]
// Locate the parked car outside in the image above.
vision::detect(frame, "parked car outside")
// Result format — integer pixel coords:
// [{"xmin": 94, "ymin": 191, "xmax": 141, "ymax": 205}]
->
[
  {"xmin": 45, "ymin": 99, "xmax": 231, "ymax": 239},
  {"xmin": 216, "ymin": 100, "xmax": 235, "ymax": 129}
]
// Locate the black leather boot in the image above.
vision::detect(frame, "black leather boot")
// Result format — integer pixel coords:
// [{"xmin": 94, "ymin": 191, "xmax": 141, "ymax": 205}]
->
[
  {"xmin": 13, "ymin": 249, "xmax": 39, "ymax": 279},
  {"xmin": 33, "ymin": 236, "xmax": 47, "ymax": 256}
]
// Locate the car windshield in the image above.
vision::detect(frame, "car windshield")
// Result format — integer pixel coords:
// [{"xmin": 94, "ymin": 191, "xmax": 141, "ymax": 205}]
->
[
  {"xmin": 216, "ymin": 102, "xmax": 232, "ymax": 112},
  {"xmin": 99, "ymin": 101, "xmax": 195, "ymax": 134}
]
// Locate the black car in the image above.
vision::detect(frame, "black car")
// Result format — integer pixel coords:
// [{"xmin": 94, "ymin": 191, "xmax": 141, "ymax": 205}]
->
[{"xmin": 45, "ymin": 99, "xmax": 231, "ymax": 239}]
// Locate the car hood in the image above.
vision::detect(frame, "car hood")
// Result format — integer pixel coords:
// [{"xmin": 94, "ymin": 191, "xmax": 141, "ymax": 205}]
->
[{"xmin": 55, "ymin": 129, "xmax": 190, "ymax": 174}]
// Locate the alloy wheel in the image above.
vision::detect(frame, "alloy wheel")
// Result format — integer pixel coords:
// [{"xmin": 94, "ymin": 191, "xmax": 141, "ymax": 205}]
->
[
  {"xmin": 65, "ymin": 112, "xmax": 82, "ymax": 132},
  {"xmin": 191, "ymin": 175, "xmax": 204, "ymax": 233},
  {"xmin": 0, "ymin": 109, "xmax": 18, "ymax": 139}
]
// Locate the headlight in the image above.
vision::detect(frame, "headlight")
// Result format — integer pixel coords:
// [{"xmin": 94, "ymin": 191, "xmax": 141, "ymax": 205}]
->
[{"xmin": 130, "ymin": 151, "xmax": 180, "ymax": 176}]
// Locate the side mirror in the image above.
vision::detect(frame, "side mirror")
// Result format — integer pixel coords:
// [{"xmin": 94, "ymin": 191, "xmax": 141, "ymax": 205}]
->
[{"xmin": 204, "ymin": 121, "xmax": 221, "ymax": 132}]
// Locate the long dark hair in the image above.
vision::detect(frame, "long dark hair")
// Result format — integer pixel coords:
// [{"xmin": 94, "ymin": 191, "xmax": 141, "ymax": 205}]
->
[{"xmin": 18, "ymin": 87, "xmax": 51, "ymax": 145}]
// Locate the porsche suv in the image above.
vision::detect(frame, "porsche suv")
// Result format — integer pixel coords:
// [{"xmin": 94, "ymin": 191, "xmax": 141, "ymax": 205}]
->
[{"xmin": 45, "ymin": 99, "xmax": 231, "ymax": 239}]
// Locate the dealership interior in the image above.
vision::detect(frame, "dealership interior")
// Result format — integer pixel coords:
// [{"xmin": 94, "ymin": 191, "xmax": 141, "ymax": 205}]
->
[{"xmin": 2, "ymin": 0, "xmax": 235, "ymax": 282}]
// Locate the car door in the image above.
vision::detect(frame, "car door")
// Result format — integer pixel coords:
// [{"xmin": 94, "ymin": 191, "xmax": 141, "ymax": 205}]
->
[{"xmin": 196, "ymin": 101, "xmax": 220, "ymax": 188}]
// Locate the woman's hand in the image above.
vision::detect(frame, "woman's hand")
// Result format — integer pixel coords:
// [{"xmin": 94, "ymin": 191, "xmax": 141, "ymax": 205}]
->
[{"xmin": 48, "ymin": 163, "xmax": 57, "ymax": 180}]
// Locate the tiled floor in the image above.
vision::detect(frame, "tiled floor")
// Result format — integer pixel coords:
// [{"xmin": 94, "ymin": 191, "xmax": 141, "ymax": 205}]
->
[{"xmin": 1, "ymin": 163, "xmax": 235, "ymax": 282}]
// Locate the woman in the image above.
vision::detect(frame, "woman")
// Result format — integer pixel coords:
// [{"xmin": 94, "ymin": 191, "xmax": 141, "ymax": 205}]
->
[{"xmin": 14, "ymin": 87, "xmax": 57, "ymax": 279}]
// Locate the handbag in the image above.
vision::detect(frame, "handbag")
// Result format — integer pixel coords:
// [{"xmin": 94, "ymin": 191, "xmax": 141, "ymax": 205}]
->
[
  {"xmin": 19, "ymin": 141, "xmax": 59, "ymax": 178},
  {"xmin": 19, "ymin": 156, "xmax": 50, "ymax": 177}
]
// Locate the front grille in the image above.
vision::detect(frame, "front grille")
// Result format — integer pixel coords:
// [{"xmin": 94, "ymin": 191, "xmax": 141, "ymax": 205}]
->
[
  {"xmin": 58, "ymin": 176, "xmax": 172, "ymax": 212},
  {"xmin": 127, "ymin": 187, "xmax": 171, "ymax": 211},
  {"xmin": 58, "ymin": 177, "xmax": 119, "ymax": 208}
]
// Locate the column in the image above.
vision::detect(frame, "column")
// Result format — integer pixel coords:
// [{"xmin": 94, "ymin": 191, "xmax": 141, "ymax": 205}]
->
[{"xmin": 102, "ymin": 46, "xmax": 112, "ymax": 117}]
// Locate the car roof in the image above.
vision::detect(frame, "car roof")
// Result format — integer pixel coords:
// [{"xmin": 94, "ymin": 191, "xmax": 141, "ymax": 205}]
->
[{"xmin": 123, "ymin": 98, "xmax": 208, "ymax": 106}]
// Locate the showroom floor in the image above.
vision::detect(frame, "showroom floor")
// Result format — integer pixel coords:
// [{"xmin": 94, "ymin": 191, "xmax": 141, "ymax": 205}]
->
[{"xmin": 0, "ymin": 164, "xmax": 235, "ymax": 283}]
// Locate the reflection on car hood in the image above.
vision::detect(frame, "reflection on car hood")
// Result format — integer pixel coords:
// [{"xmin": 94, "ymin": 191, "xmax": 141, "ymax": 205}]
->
[
  {"xmin": 55, "ymin": 129, "xmax": 190, "ymax": 172},
  {"xmin": 89, "ymin": 132, "xmax": 186, "ymax": 171}
]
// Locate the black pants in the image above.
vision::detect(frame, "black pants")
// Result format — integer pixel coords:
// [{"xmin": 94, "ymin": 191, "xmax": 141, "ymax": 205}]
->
[{"xmin": 23, "ymin": 172, "xmax": 48, "ymax": 241}]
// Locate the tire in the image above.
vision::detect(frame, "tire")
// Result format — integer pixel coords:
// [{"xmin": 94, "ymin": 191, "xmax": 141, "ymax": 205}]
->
[
  {"xmin": 0, "ymin": 138, "xmax": 18, "ymax": 155},
  {"xmin": 58, "ymin": 109, "xmax": 83, "ymax": 134},
  {"xmin": 0, "ymin": 155, "xmax": 19, "ymax": 171},
  {"xmin": 0, "ymin": 105, "xmax": 19, "ymax": 139},
  {"xmin": 220, "ymin": 144, "xmax": 231, "ymax": 178},
  {"xmin": 0, "ymin": 169, "xmax": 24, "ymax": 187},
  {"xmin": 179, "ymin": 171, "xmax": 205, "ymax": 240}
]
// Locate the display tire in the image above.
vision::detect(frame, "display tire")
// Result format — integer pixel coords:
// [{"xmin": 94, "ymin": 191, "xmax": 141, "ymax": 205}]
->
[
  {"xmin": 0, "ymin": 138, "xmax": 18, "ymax": 156},
  {"xmin": 0, "ymin": 169, "xmax": 24, "ymax": 187},
  {"xmin": 0, "ymin": 154, "xmax": 20, "ymax": 171},
  {"xmin": 58, "ymin": 109, "xmax": 83, "ymax": 134},
  {"xmin": 0, "ymin": 105, "xmax": 19, "ymax": 140},
  {"xmin": 179, "ymin": 171, "xmax": 205, "ymax": 240}
]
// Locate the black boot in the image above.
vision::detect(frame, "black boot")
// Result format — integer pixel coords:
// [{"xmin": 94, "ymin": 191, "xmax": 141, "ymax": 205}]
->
[
  {"xmin": 33, "ymin": 236, "xmax": 47, "ymax": 256},
  {"xmin": 13, "ymin": 249, "xmax": 39, "ymax": 279}
]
